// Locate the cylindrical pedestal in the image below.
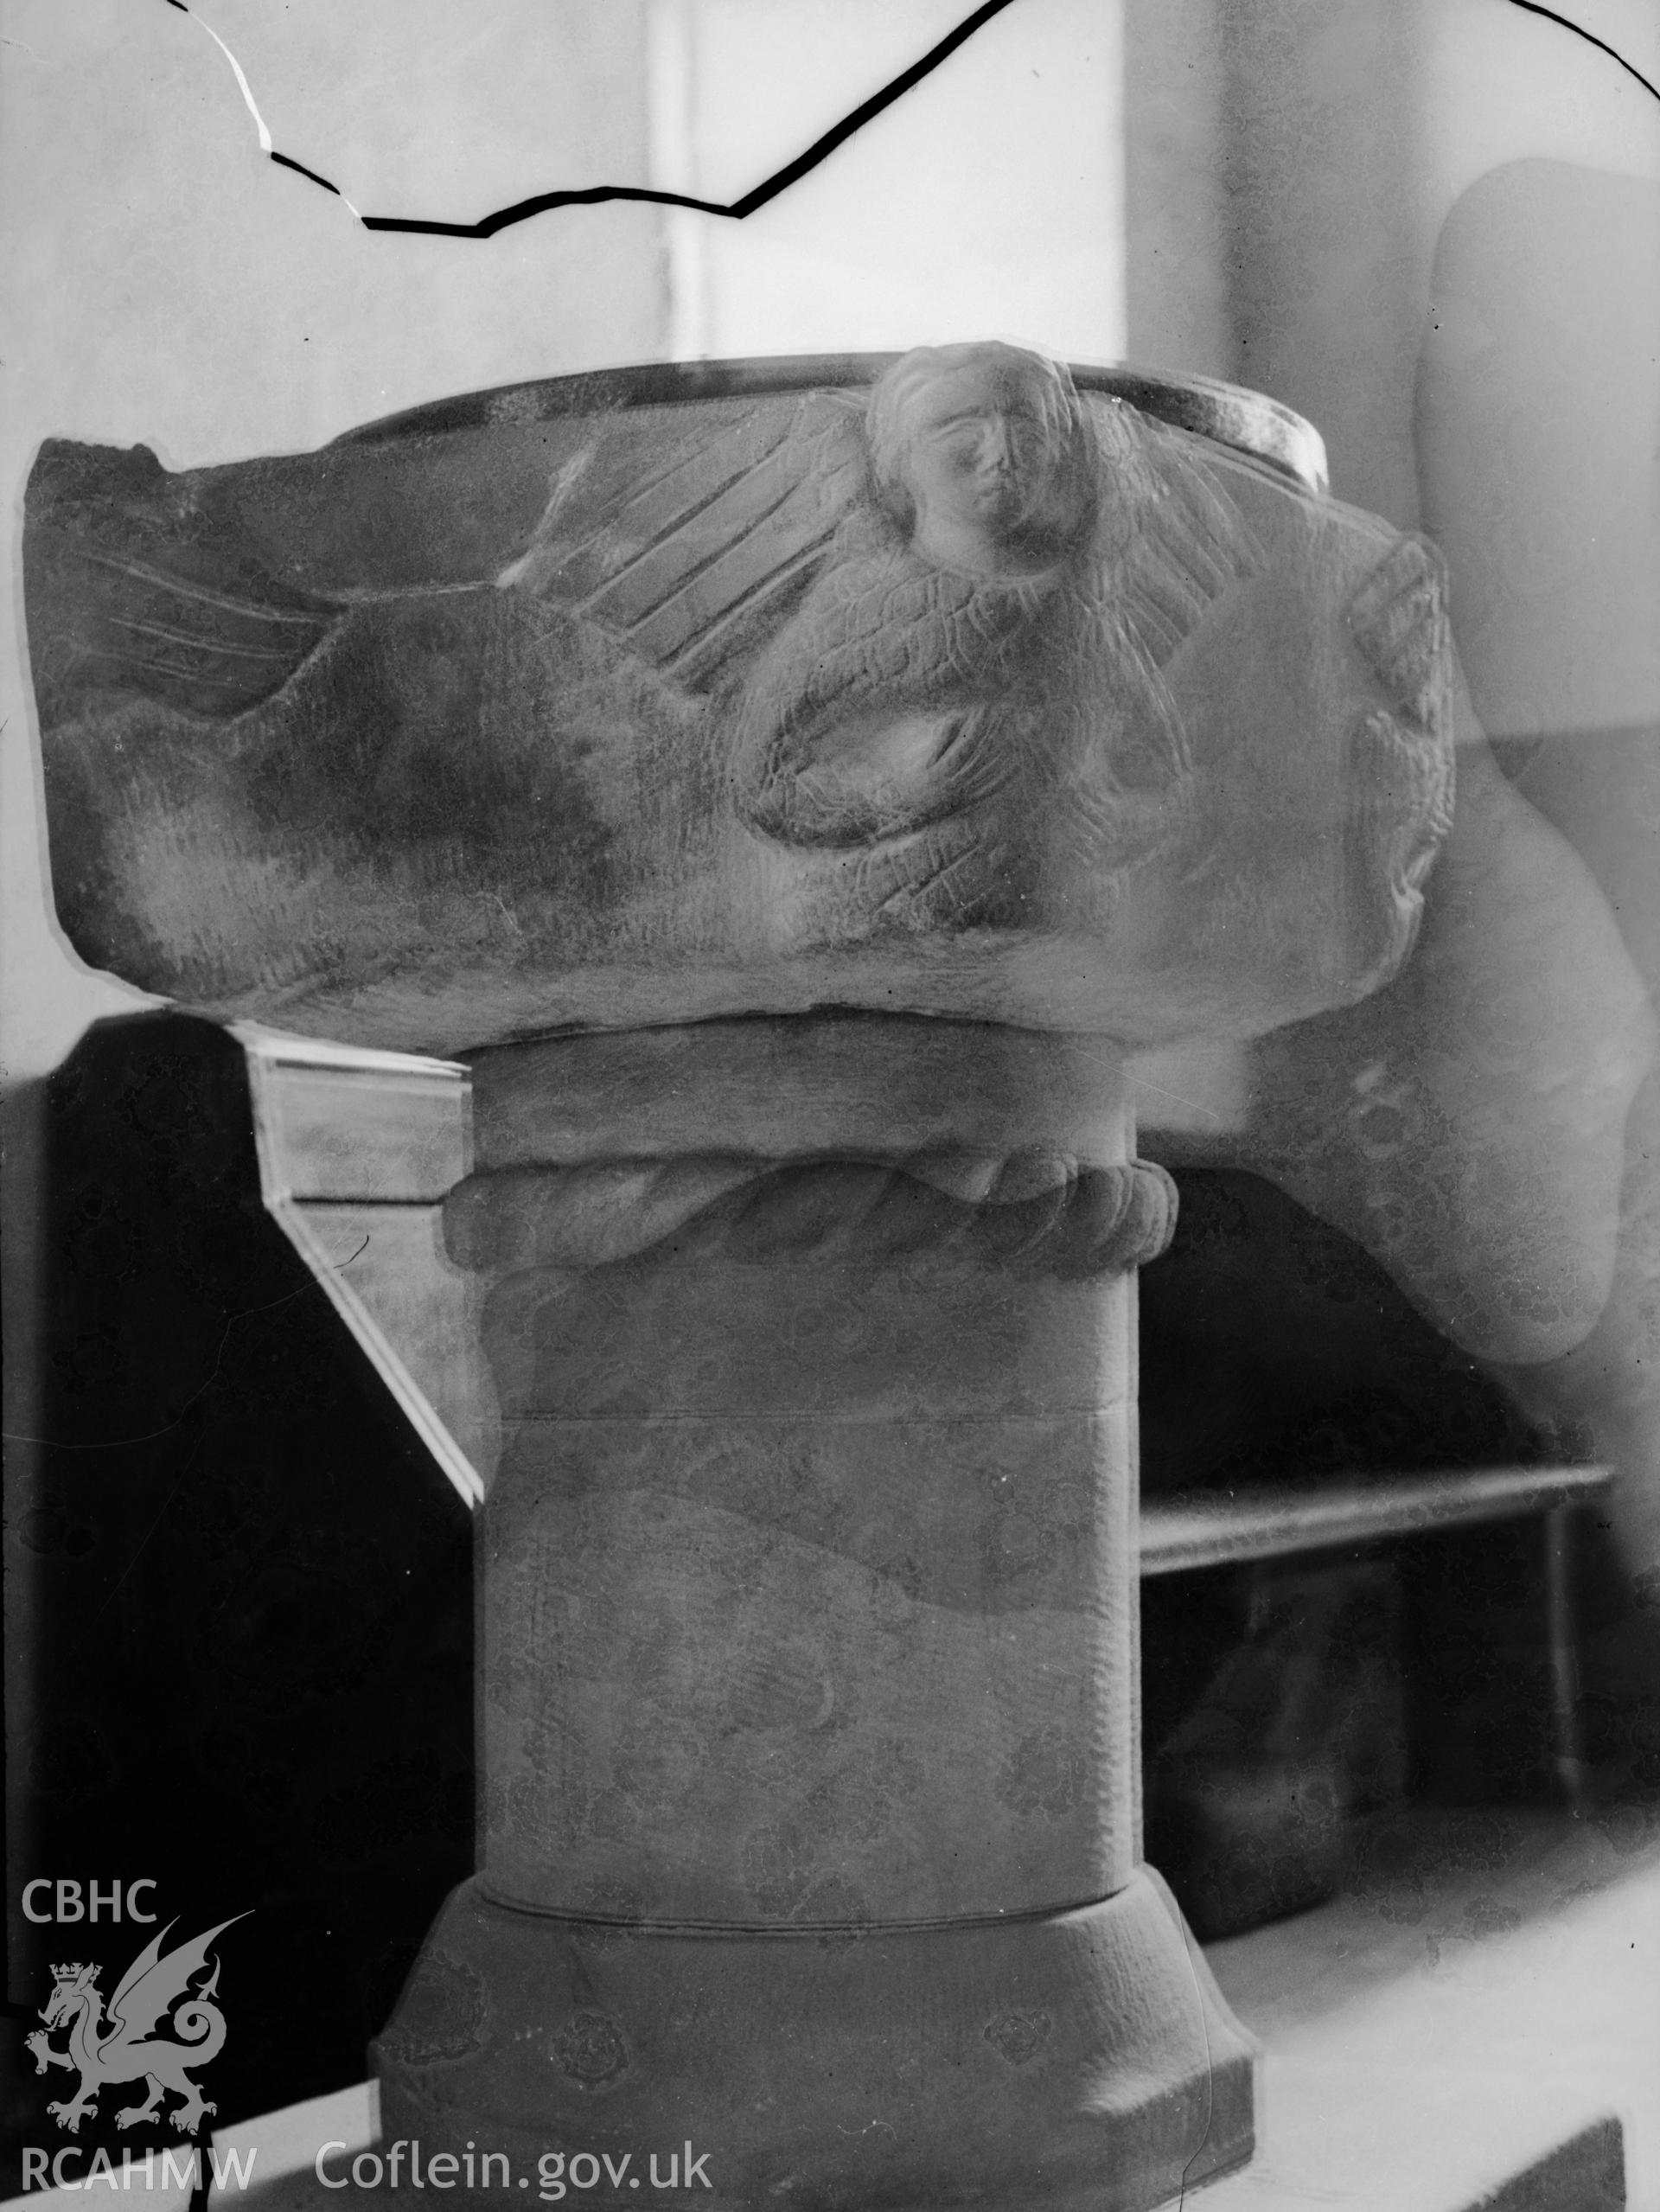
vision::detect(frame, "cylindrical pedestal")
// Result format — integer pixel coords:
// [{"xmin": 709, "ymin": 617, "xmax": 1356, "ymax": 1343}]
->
[{"xmin": 374, "ymin": 1015, "xmax": 1255, "ymax": 2208}]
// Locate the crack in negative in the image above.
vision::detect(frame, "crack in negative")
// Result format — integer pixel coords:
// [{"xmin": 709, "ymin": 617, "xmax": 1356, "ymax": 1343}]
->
[
  {"xmin": 163, "ymin": 0, "xmax": 1658, "ymax": 244},
  {"xmin": 161, "ymin": 0, "xmax": 1025, "ymax": 237},
  {"xmin": 1504, "ymin": 0, "xmax": 1660, "ymax": 105},
  {"xmin": 159, "ymin": 0, "xmax": 1660, "ymax": 245}
]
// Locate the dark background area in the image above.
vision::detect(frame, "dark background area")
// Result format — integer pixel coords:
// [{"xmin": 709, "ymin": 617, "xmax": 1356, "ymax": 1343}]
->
[
  {"xmin": 1138, "ymin": 1161, "xmax": 1564, "ymax": 1817},
  {"xmin": 3, "ymin": 1015, "xmax": 473, "ymax": 2168},
  {"xmin": 1134, "ymin": 1164, "xmax": 1577, "ymax": 1936}
]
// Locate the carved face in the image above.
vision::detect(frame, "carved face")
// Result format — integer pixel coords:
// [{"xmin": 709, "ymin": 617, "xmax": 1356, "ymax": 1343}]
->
[{"xmin": 884, "ymin": 356, "xmax": 1088, "ymax": 569}]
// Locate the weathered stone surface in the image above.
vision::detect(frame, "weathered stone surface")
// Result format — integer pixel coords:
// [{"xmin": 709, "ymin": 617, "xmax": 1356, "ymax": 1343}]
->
[
  {"xmin": 385, "ymin": 1007, "xmax": 1217, "ymax": 2205},
  {"xmin": 23, "ymin": 344, "xmax": 1456, "ymax": 2210},
  {"xmin": 25, "ymin": 345, "xmax": 1450, "ymax": 1054},
  {"xmin": 375, "ymin": 1870, "xmax": 1255, "ymax": 2211},
  {"xmin": 457, "ymin": 1016, "xmax": 1151, "ymax": 1928}
]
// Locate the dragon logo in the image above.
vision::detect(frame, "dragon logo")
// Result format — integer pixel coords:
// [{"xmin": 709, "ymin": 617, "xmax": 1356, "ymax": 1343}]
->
[{"xmin": 26, "ymin": 1916, "xmax": 247, "ymax": 2137}]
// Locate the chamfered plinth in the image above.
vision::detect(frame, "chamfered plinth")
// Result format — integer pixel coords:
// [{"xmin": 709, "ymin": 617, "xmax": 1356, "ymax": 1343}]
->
[{"xmin": 373, "ymin": 1871, "xmax": 1254, "ymax": 2212}]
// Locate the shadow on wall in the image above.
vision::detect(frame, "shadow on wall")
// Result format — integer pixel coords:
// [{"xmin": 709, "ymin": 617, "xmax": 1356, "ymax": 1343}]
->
[{"xmin": 1419, "ymin": 162, "xmax": 1660, "ymax": 1634}]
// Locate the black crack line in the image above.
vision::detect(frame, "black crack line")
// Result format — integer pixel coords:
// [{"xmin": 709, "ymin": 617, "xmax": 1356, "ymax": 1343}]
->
[
  {"xmin": 1504, "ymin": 0, "xmax": 1660, "ymax": 104},
  {"xmin": 271, "ymin": 149, "xmax": 342, "ymax": 197},
  {"xmin": 163, "ymin": 0, "xmax": 1025, "ymax": 237}
]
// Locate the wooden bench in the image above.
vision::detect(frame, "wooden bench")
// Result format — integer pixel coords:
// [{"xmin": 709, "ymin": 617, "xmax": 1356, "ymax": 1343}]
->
[{"xmin": 1140, "ymin": 1462, "xmax": 1615, "ymax": 1806}]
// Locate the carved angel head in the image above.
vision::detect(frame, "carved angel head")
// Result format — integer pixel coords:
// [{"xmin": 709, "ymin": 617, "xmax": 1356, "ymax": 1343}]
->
[{"xmin": 865, "ymin": 342, "xmax": 1095, "ymax": 577}]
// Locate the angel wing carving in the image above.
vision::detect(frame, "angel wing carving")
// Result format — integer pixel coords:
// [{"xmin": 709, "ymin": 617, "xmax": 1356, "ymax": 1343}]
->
[
  {"xmin": 23, "ymin": 441, "xmax": 342, "ymax": 726},
  {"xmin": 23, "ymin": 386, "xmax": 872, "ymax": 969},
  {"xmin": 23, "ymin": 391, "xmax": 869, "ymax": 730},
  {"xmin": 718, "ymin": 348, "xmax": 1263, "ymax": 901},
  {"xmin": 1086, "ymin": 392, "xmax": 1265, "ymax": 676},
  {"xmin": 495, "ymin": 390, "xmax": 871, "ymax": 692},
  {"xmin": 26, "ymin": 354, "xmax": 1252, "ymax": 766}
]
